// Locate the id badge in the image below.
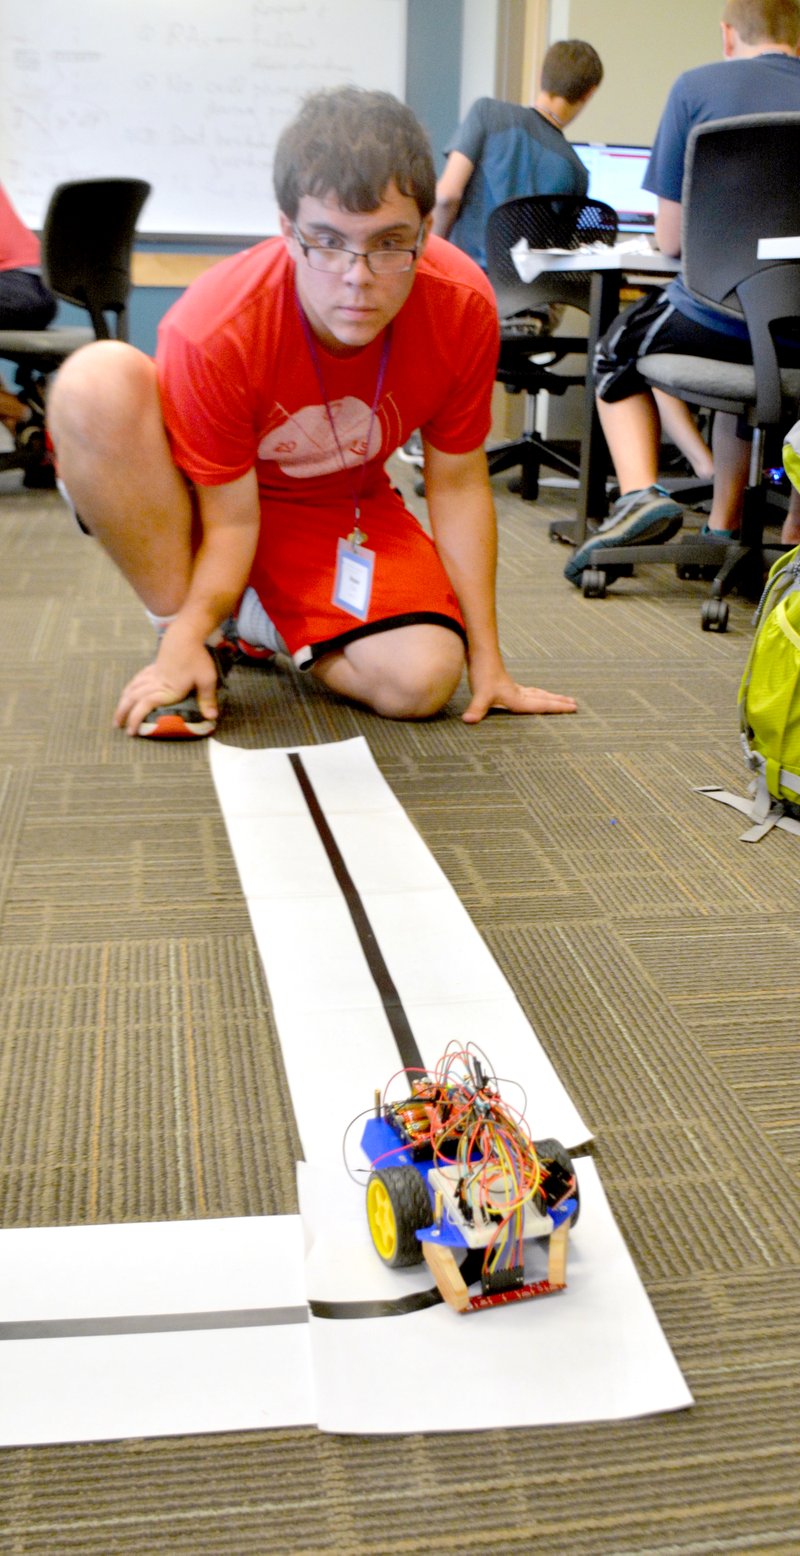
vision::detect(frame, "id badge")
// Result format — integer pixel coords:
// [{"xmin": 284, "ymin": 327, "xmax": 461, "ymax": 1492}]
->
[{"xmin": 332, "ymin": 534, "xmax": 376, "ymax": 622}]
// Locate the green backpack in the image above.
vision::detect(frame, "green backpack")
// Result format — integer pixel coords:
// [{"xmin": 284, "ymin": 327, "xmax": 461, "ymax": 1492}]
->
[{"xmin": 738, "ymin": 543, "xmax": 800, "ymax": 838}]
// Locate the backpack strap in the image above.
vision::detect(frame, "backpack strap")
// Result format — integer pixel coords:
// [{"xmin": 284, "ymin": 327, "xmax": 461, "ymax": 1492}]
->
[{"xmin": 694, "ymin": 784, "xmax": 793, "ymax": 843}]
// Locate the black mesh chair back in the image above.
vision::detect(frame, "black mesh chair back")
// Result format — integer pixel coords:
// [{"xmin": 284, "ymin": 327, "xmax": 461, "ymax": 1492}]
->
[
  {"xmin": 480, "ymin": 195, "xmax": 618, "ymax": 501},
  {"xmin": 595, "ymin": 112, "xmax": 800, "ymax": 627},
  {"xmin": 485, "ymin": 194, "xmax": 618, "ymax": 319},
  {"xmin": 41, "ymin": 178, "xmax": 152, "ymax": 340},
  {"xmin": 677, "ymin": 113, "xmax": 800, "ymax": 424}
]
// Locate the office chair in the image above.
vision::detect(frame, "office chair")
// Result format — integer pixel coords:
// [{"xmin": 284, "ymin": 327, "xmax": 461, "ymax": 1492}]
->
[
  {"xmin": 576, "ymin": 113, "xmax": 800, "ymax": 631},
  {"xmin": 484, "ymin": 194, "xmax": 618, "ymax": 501},
  {"xmin": 0, "ymin": 178, "xmax": 151, "ymax": 487}
]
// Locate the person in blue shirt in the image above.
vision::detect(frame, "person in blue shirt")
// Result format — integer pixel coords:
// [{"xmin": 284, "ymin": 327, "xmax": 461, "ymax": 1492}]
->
[
  {"xmin": 432, "ymin": 39, "xmax": 603, "ymax": 272},
  {"xmin": 565, "ymin": 0, "xmax": 800, "ymax": 585}
]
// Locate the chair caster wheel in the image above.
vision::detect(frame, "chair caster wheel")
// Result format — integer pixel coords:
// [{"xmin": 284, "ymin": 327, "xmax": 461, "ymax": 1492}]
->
[
  {"xmin": 582, "ymin": 567, "xmax": 606, "ymax": 598},
  {"xmin": 701, "ymin": 598, "xmax": 728, "ymax": 632},
  {"xmin": 676, "ymin": 563, "xmax": 701, "ymax": 580}
]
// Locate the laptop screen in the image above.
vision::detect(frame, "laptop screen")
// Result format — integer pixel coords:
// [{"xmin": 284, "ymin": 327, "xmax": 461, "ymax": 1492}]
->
[{"xmin": 570, "ymin": 143, "xmax": 658, "ymax": 233}]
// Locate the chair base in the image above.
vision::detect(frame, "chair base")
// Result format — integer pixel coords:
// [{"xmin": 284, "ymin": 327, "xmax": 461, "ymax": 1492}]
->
[
  {"xmin": 487, "ymin": 435, "xmax": 580, "ymax": 502},
  {"xmin": 578, "ymin": 486, "xmax": 786, "ymax": 610},
  {"xmin": 0, "ymin": 369, "xmax": 55, "ymax": 487},
  {"xmin": 591, "ymin": 535, "xmax": 776, "ymax": 600}
]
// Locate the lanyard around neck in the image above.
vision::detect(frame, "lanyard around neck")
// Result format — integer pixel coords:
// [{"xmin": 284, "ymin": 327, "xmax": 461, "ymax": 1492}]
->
[{"xmin": 296, "ymin": 292, "xmax": 392, "ymax": 530}]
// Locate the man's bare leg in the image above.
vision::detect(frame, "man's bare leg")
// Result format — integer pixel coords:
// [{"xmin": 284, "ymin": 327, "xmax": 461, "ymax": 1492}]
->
[
  {"xmin": 705, "ymin": 410, "xmax": 750, "ymax": 533},
  {"xmin": 595, "ymin": 390, "xmax": 662, "ymax": 494},
  {"xmin": 653, "ymin": 389, "xmax": 714, "ymax": 479},
  {"xmin": 47, "ymin": 340, "xmax": 195, "ymax": 613},
  {"xmin": 781, "ymin": 491, "xmax": 800, "ymax": 544},
  {"xmin": 312, "ymin": 622, "xmax": 465, "ymax": 718}
]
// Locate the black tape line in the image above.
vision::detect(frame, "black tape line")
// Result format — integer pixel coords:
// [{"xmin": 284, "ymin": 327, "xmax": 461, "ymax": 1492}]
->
[
  {"xmin": 0, "ymin": 1306, "xmax": 309, "ymax": 1341},
  {"xmin": 289, "ymin": 752, "xmax": 424, "ymax": 1074},
  {"xmin": 309, "ymin": 1288, "xmax": 443, "ymax": 1320}
]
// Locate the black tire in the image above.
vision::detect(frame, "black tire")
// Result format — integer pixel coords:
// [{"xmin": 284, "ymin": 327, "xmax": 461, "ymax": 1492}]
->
[
  {"xmin": 534, "ymin": 1137, "xmax": 580, "ymax": 1227},
  {"xmin": 701, "ymin": 598, "xmax": 728, "ymax": 632},
  {"xmin": 366, "ymin": 1166, "xmax": 433, "ymax": 1268},
  {"xmin": 582, "ymin": 567, "xmax": 606, "ymax": 598}
]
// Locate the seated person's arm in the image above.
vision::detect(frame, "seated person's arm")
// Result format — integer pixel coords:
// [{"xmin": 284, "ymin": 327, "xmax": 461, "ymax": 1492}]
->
[
  {"xmin": 655, "ymin": 197, "xmax": 681, "ymax": 258},
  {"xmin": 423, "ymin": 442, "xmax": 576, "ymax": 720},
  {"xmin": 115, "ymin": 469, "xmax": 260, "ymax": 735},
  {"xmin": 432, "ymin": 151, "xmax": 475, "ymax": 239}
]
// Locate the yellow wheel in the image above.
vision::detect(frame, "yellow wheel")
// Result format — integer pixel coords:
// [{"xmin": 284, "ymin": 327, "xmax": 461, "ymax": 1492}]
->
[{"xmin": 366, "ymin": 1167, "xmax": 432, "ymax": 1268}]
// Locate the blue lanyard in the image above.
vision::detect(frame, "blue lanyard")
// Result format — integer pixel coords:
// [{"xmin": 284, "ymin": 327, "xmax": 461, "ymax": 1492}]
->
[{"xmin": 296, "ymin": 292, "xmax": 391, "ymax": 541}]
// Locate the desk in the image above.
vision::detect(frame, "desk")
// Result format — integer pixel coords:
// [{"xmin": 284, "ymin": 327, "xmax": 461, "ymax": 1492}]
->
[{"xmin": 510, "ymin": 247, "xmax": 680, "ymax": 544}]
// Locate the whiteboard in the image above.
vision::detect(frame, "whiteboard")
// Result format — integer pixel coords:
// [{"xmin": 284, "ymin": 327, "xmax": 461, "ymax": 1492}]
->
[{"xmin": 0, "ymin": 0, "xmax": 407, "ymax": 237}]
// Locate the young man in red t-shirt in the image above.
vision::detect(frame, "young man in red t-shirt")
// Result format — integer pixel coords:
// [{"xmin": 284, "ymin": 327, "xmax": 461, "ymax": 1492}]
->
[{"xmin": 48, "ymin": 86, "xmax": 577, "ymax": 738}]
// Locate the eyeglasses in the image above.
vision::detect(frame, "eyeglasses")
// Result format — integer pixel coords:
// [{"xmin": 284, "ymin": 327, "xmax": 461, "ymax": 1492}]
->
[{"xmin": 292, "ymin": 224, "xmax": 424, "ymax": 275}]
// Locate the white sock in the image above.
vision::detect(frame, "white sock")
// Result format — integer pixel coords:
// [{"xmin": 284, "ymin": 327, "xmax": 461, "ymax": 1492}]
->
[
  {"xmin": 144, "ymin": 608, "xmax": 179, "ymax": 637},
  {"xmin": 144, "ymin": 609, "xmax": 228, "ymax": 648},
  {"xmin": 235, "ymin": 586, "xmax": 286, "ymax": 654}
]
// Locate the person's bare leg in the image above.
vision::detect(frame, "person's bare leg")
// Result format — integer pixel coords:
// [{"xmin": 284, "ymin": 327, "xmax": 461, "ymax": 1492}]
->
[
  {"xmin": 781, "ymin": 489, "xmax": 800, "ymax": 544},
  {"xmin": 312, "ymin": 623, "xmax": 465, "ymax": 718},
  {"xmin": 652, "ymin": 389, "xmax": 714, "ymax": 479},
  {"xmin": 47, "ymin": 340, "xmax": 195, "ymax": 613},
  {"xmin": 705, "ymin": 410, "xmax": 750, "ymax": 533},
  {"xmin": 595, "ymin": 390, "xmax": 662, "ymax": 493}
]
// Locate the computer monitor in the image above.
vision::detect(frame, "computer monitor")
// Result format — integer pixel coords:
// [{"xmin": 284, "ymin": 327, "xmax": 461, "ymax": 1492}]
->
[{"xmin": 570, "ymin": 143, "xmax": 658, "ymax": 233}]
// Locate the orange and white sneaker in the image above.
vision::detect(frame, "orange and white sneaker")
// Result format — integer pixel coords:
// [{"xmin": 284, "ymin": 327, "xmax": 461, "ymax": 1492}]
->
[
  {"xmin": 137, "ymin": 642, "xmax": 233, "ymax": 740},
  {"xmin": 137, "ymin": 695, "xmax": 218, "ymax": 740}
]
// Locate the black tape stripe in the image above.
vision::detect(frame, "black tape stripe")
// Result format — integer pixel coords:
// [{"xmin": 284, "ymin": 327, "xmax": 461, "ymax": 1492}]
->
[
  {"xmin": 309, "ymin": 1288, "xmax": 442, "ymax": 1320},
  {"xmin": 308, "ymin": 1250, "xmax": 484, "ymax": 1320},
  {"xmin": 289, "ymin": 752, "xmax": 424, "ymax": 1074},
  {"xmin": 0, "ymin": 1307, "xmax": 309, "ymax": 1341}
]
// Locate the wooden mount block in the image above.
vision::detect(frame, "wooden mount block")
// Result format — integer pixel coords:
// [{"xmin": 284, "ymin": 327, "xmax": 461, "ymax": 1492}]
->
[
  {"xmin": 423, "ymin": 1241, "xmax": 470, "ymax": 1313},
  {"xmin": 547, "ymin": 1220, "xmax": 570, "ymax": 1288}
]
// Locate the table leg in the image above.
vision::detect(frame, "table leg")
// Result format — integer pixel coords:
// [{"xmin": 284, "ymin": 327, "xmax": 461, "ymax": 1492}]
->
[{"xmin": 549, "ymin": 269, "xmax": 622, "ymax": 546}]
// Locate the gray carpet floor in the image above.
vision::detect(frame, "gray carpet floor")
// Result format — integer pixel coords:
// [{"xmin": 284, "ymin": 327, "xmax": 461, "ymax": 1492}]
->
[{"xmin": 0, "ymin": 459, "xmax": 798, "ymax": 1554}]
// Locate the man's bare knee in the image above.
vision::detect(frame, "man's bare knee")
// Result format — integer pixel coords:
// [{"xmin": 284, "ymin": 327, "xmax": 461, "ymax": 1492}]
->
[
  {"xmin": 48, "ymin": 340, "xmax": 158, "ymax": 456},
  {"xmin": 316, "ymin": 626, "xmax": 465, "ymax": 719}
]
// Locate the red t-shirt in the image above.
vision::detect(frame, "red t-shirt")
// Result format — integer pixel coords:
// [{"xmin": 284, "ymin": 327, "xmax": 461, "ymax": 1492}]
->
[
  {"xmin": 156, "ymin": 234, "xmax": 499, "ymax": 657},
  {"xmin": 156, "ymin": 233, "xmax": 499, "ymax": 507},
  {"xmin": 0, "ymin": 185, "xmax": 41, "ymax": 273}
]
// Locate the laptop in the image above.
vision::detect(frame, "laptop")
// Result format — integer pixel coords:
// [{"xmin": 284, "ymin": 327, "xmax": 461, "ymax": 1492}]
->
[{"xmin": 570, "ymin": 143, "xmax": 658, "ymax": 235}]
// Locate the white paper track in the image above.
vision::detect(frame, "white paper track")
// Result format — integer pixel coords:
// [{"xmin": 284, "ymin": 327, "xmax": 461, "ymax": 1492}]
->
[
  {"xmin": 208, "ymin": 737, "xmax": 593, "ymax": 1161},
  {"xmin": 0, "ymin": 738, "xmax": 691, "ymax": 1446}
]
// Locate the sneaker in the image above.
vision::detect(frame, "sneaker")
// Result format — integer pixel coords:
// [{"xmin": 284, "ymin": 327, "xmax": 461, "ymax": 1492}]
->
[
  {"xmin": 138, "ymin": 642, "xmax": 232, "ymax": 740},
  {"xmin": 232, "ymin": 635, "xmax": 276, "ymax": 665},
  {"xmin": 564, "ymin": 485, "xmax": 684, "ymax": 585},
  {"xmin": 699, "ymin": 522, "xmax": 740, "ymax": 544},
  {"xmin": 397, "ymin": 432, "xmax": 424, "ymax": 468},
  {"xmin": 229, "ymin": 589, "xmax": 282, "ymax": 662}
]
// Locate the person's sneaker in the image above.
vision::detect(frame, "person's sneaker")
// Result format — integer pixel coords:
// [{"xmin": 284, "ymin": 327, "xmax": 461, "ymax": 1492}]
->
[
  {"xmin": 227, "ymin": 589, "xmax": 284, "ymax": 663},
  {"xmin": 138, "ymin": 642, "xmax": 232, "ymax": 740},
  {"xmin": 138, "ymin": 694, "xmax": 217, "ymax": 740},
  {"xmin": 232, "ymin": 635, "xmax": 276, "ymax": 665},
  {"xmin": 564, "ymin": 485, "xmax": 684, "ymax": 585},
  {"xmin": 699, "ymin": 522, "xmax": 740, "ymax": 543},
  {"xmin": 397, "ymin": 432, "xmax": 424, "ymax": 468}
]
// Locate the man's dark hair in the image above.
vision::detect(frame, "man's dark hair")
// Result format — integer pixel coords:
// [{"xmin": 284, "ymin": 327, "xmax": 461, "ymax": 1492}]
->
[
  {"xmin": 540, "ymin": 39, "xmax": 604, "ymax": 103},
  {"xmin": 722, "ymin": 0, "xmax": 800, "ymax": 45},
  {"xmin": 274, "ymin": 86, "xmax": 436, "ymax": 219}
]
